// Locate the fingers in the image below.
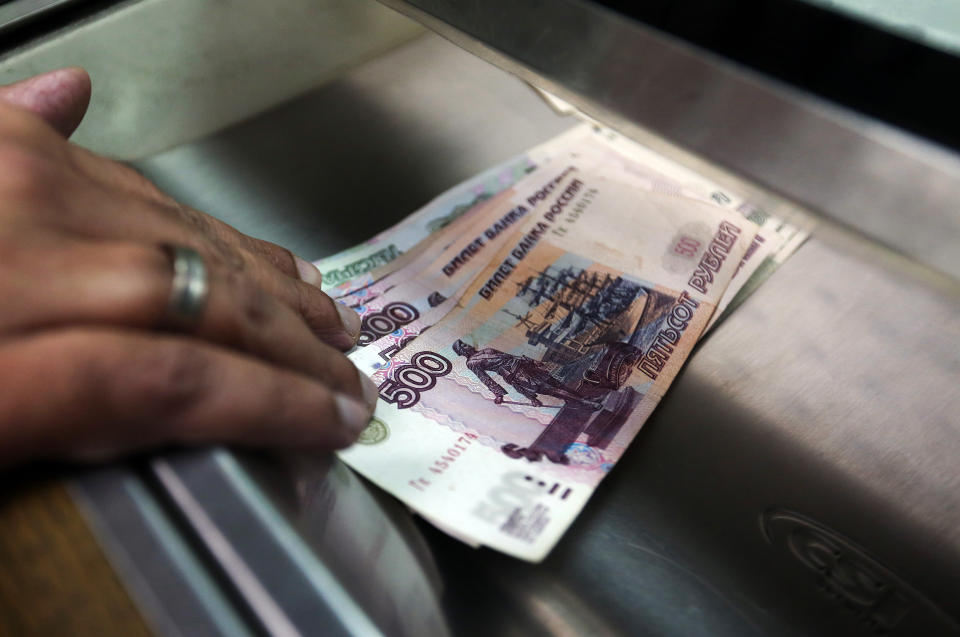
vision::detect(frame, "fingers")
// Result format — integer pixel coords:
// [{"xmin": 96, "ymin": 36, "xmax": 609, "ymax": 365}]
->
[
  {"xmin": 125, "ymin": 211, "xmax": 361, "ymax": 347},
  {"xmin": 61, "ymin": 144, "xmax": 321, "ymax": 284},
  {"xmin": 3, "ymin": 239, "xmax": 374, "ymax": 397},
  {"xmin": 0, "ymin": 69, "xmax": 384, "ymax": 469},
  {"xmin": 147, "ymin": 204, "xmax": 344, "ymax": 337},
  {"xmin": 0, "ymin": 328, "xmax": 375, "ymax": 466},
  {"xmin": 189, "ymin": 211, "xmax": 322, "ymax": 285},
  {"xmin": 0, "ymin": 68, "xmax": 91, "ymax": 137},
  {"xmin": 0, "ymin": 104, "xmax": 343, "ymax": 348},
  {"xmin": 0, "ymin": 142, "xmax": 359, "ymax": 349},
  {"xmin": 194, "ymin": 256, "xmax": 368, "ymax": 390}
]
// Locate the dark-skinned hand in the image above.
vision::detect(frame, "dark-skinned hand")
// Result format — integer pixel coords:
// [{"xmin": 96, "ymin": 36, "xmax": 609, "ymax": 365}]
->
[{"xmin": 0, "ymin": 68, "xmax": 376, "ymax": 466}]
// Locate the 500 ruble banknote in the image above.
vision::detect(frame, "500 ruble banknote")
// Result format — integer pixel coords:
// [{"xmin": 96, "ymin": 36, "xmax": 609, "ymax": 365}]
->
[{"xmin": 340, "ymin": 175, "xmax": 757, "ymax": 560}]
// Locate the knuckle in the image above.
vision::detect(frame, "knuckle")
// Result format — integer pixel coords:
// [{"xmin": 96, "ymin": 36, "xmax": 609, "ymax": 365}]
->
[
  {"xmin": 207, "ymin": 238, "xmax": 246, "ymax": 272},
  {"xmin": 261, "ymin": 374, "xmax": 303, "ymax": 429},
  {"xmin": 295, "ymin": 283, "xmax": 334, "ymax": 330},
  {"xmin": 322, "ymin": 349, "xmax": 360, "ymax": 393},
  {"xmin": 122, "ymin": 164, "xmax": 171, "ymax": 203},
  {"xmin": 177, "ymin": 203, "xmax": 213, "ymax": 234},
  {"xmin": 258, "ymin": 240, "xmax": 297, "ymax": 276},
  {"xmin": 123, "ymin": 341, "xmax": 212, "ymax": 420},
  {"xmin": 179, "ymin": 208, "xmax": 245, "ymax": 273},
  {"xmin": 236, "ymin": 276, "xmax": 275, "ymax": 332}
]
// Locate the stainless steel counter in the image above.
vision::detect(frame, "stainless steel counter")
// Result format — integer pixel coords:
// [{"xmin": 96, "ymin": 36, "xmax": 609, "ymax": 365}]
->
[{"xmin": 74, "ymin": 24, "xmax": 960, "ymax": 637}]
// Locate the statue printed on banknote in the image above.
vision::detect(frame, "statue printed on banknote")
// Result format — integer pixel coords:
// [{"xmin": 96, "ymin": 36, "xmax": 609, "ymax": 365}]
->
[{"xmin": 451, "ymin": 340, "xmax": 600, "ymax": 410}]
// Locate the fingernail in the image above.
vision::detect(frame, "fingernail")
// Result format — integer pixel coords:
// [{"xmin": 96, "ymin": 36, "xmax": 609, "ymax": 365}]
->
[
  {"xmin": 334, "ymin": 392, "xmax": 372, "ymax": 437},
  {"xmin": 294, "ymin": 255, "xmax": 322, "ymax": 287},
  {"xmin": 357, "ymin": 368, "xmax": 379, "ymax": 411},
  {"xmin": 335, "ymin": 301, "xmax": 362, "ymax": 339}
]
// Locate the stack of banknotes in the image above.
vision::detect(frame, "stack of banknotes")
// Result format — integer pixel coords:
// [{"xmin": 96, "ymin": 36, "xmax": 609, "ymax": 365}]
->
[{"xmin": 313, "ymin": 124, "xmax": 807, "ymax": 561}]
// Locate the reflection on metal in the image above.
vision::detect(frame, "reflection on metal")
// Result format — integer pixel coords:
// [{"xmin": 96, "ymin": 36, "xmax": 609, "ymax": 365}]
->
[
  {"xmin": 153, "ymin": 458, "xmax": 307, "ymax": 637},
  {"xmin": 381, "ymin": 0, "xmax": 960, "ymax": 282},
  {"xmin": 150, "ymin": 449, "xmax": 450, "ymax": 637},
  {"xmin": 279, "ymin": 454, "xmax": 448, "ymax": 635},
  {"xmin": 70, "ymin": 467, "xmax": 254, "ymax": 637}
]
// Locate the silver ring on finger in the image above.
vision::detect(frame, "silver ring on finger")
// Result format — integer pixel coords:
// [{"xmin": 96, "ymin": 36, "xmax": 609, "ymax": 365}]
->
[{"xmin": 161, "ymin": 244, "xmax": 209, "ymax": 330}]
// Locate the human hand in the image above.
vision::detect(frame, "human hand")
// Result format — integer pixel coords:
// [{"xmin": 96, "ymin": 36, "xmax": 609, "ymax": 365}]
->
[{"xmin": 0, "ymin": 68, "xmax": 376, "ymax": 466}]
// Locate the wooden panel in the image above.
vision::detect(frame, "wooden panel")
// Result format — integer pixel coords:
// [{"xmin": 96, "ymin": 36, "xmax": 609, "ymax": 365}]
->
[{"xmin": 0, "ymin": 478, "xmax": 152, "ymax": 637}]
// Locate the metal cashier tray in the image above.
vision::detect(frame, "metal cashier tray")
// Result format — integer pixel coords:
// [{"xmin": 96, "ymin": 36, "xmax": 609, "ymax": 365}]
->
[{"xmin": 4, "ymin": 0, "xmax": 957, "ymax": 635}]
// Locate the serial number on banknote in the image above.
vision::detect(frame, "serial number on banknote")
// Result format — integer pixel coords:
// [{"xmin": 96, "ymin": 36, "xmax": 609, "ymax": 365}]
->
[{"xmin": 409, "ymin": 432, "xmax": 480, "ymax": 491}]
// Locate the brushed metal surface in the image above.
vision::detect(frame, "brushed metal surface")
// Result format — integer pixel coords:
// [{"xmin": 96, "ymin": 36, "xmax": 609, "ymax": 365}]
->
[
  {"xmin": 136, "ymin": 32, "xmax": 573, "ymax": 260},
  {"xmin": 133, "ymin": 33, "xmax": 960, "ymax": 636},
  {"xmin": 0, "ymin": 0, "xmax": 423, "ymax": 158},
  {"xmin": 379, "ymin": 0, "xmax": 960, "ymax": 284}
]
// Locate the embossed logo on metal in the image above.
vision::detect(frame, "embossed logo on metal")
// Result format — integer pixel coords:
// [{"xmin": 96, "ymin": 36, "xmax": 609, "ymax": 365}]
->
[{"xmin": 761, "ymin": 508, "xmax": 958, "ymax": 635}]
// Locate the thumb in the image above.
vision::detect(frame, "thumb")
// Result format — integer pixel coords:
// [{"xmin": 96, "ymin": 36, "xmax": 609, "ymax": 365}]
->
[{"xmin": 0, "ymin": 67, "xmax": 91, "ymax": 137}]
